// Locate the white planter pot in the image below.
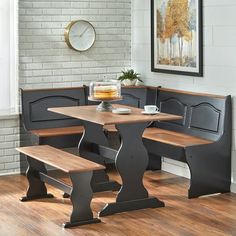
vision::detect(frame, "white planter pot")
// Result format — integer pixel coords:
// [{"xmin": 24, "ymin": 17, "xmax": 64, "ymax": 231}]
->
[{"xmin": 122, "ymin": 79, "xmax": 137, "ymax": 86}]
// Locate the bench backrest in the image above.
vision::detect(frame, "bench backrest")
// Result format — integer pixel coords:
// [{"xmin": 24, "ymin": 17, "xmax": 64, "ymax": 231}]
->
[
  {"xmin": 21, "ymin": 87, "xmax": 86, "ymax": 130},
  {"xmin": 117, "ymin": 86, "xmax": 157, "ymax": 108},
  {"xmin": 154, "ymin": 88, "xmax": 231, "ymax": 142}
]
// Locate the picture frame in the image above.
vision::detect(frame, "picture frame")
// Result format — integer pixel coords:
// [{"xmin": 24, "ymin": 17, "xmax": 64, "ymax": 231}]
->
[{"xmin": 151, "ymin": 0, "xmax": 203, "ymax": 77}]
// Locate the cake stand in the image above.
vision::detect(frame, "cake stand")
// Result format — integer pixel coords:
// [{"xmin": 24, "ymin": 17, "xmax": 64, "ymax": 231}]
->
[{"xmin": 88, "ymin": 97, "xmax": 123, "ymax": 112}]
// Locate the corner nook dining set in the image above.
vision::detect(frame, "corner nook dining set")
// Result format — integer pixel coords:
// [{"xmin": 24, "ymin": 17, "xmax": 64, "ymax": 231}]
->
[{"xmin": 17, "ymin": 82, "xmax": 232, "ymax": 228}]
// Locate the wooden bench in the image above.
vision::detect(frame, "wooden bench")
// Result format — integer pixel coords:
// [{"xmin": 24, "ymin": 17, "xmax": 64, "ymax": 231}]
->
[
  {"xmin": 143, "ymin": 88, "xmax": 232, "ymax": 198},
  {"xmin": 16, "ymin": 145, "xmax": 105, "ymax": 228},
  {"xmin": 20, "ymin": 87, "xmax": 87, "ymax": 172},
  {"xmin": 21, "ymin": 86, "xmax": 86, "ymax": 145}
]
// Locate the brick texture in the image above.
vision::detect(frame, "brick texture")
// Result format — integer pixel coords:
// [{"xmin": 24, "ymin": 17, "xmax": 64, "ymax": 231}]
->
[
  {"xmin": 19, "ymin": 0, "xmax": 131, "ymax": 89},
  {"xmin": 0, "ymin": 0, "xmax": 131, "ymax": 175},
  {"xmin": 0, "ymin": 117, "xmax": 20, "ymax": 175}
]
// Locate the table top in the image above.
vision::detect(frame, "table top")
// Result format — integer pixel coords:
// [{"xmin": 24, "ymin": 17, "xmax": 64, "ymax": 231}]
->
[{"xmin": 48, "ymin": 104, "xmax": 182, "ymax": 126}]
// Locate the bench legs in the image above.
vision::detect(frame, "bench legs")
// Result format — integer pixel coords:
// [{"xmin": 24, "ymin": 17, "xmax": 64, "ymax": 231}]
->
[
  {"xmin": 185, "ymin": 143, "xmax": 231, "ymax": 198},
  {"xmin": 63, "ymin": 171, "xmax": 101, "ymax": 228},
  {"xmin": 20, "ymin": 156, "xmax": 54, "ymax": 201}
]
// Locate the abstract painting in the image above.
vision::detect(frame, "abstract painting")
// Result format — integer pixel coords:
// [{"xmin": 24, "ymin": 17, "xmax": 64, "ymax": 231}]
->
[{"xmin": 151, "ymin": 0, "xmax": 203, "ymax": 76}]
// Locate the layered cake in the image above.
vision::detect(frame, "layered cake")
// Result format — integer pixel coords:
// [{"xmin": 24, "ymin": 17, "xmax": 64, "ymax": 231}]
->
[
  {"xmin": 89, "ymin": 81, "xmax": 121, "ymax": 100},
  {"xmin": 93, "ymin": 85, "xmax": 119, "ymax": 99}
]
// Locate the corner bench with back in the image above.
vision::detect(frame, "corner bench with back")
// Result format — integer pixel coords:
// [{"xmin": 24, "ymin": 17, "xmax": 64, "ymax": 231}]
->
[{"xmin": 143, "ymin": 88, "xmax": 232, "ymax": 198}]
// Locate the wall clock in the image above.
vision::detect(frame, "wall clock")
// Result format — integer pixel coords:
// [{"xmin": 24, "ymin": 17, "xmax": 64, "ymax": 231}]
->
[{"xmin": 65, "ymin": 20, "xmax": 96, "ymax": 52}]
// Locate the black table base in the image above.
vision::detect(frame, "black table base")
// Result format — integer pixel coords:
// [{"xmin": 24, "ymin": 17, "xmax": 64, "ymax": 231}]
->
[
  {"xmin": 79, "ymin": 121, "xmax": 121, "ymax": 193},
  {"xmin": 99, "ymin": 197, "xmax": 164, "ymax": 217},
  {"xmin": 101, "ymin": 122, "xmax": 165, "ymax": 216}
]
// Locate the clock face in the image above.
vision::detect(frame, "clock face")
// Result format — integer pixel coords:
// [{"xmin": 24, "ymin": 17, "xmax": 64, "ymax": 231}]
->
[{"xmin": 65, "ymin": 20, "xmax": 96, "ymax": 52}]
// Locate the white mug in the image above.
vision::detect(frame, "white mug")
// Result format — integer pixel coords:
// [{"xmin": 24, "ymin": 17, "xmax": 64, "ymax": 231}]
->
[{"xmin": 144, "ymin": 105, "xmax": 159, "ymax": 113}]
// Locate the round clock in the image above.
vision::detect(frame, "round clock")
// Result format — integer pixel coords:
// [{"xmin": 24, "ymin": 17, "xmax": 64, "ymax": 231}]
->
[{"xmin": 64, "ymin": 20, "xmax": 96, "ymax": 52}]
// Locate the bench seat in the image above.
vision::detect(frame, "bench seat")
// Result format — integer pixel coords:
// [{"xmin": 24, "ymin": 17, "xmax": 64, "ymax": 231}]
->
[
  {"xmin": 103, "ymin": 125, "xmax": 213, "ymax": 148},
  {"xmin": 30, "ymin": 126, "xmax": 84, "ymax": 138},
  {"xmin": 16, "ymin": 145, "xmax": 104, "ymax": 173},
  {"xmin": 16, "ymin": 145, "xmax": 104, "ymax": 228},
  {"xmin": 143, "ymin": 128, "xmax": 213, "ymax": 148}
]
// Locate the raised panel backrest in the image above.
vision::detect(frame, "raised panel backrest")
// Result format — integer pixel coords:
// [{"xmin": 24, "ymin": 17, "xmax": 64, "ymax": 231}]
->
[
  {"xmin": 189, "ymin": 103, "xmax": 220, "ymax": 133},
  {"xmin": 159, "ymin": 97, "xmax": 187, "ymax": 126},
  {"xmin": 154, "ymin": 89, "xmax": 227, "ymax": 141},
  {"xmin": 117, "ymin": 87, "xmax": 150, "ymax": 108},
  {"xmin": 21, "ymin": 87, "xmax": 86, "ymax": 130}
]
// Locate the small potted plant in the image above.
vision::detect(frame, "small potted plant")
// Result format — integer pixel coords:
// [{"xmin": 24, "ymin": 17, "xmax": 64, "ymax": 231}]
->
[{"xmin": 118, "ymin": 69, "xmax": 143, "ymax": 86}]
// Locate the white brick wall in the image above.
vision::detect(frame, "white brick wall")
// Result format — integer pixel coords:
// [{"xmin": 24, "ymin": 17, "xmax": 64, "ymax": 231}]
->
[
  {"xmin": 19, "ymin": 0, "xmax": 131, "ymax": 89},
  {"xmin": 0, "ymin": 117, "xmax": 20, "ymax": 175},
  {"xmin": 0, "ymin": 0, "xmax": 131, "ymax": 175},
  {"xmin": 132, "ymin": 0, "xmax": 236, "ymax": 191}
]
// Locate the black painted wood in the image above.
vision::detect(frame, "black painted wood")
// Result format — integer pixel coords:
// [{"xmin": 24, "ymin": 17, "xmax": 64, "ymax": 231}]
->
[
  {"xmin": 20, "ymin": 87, "xmax": 86, "ymax": 173},
  {"xmin": 144, "ymin": 90, "xmax": 232, "ymax": 198},
  {"xmin": 99, "ymin": 122, "xmax": 164, "ymax": 216},
  {"xmin": 154, "ymin": 90, "xmax": 226, "ymax": 141},
  {"xmin": 20, "ymin": 86, "xmax": 160, "ymax": 171},
  {"xmin": 63, "ymin": 171, "xmax": 101, "ymax": 228},
  {"xmin": 19, "ymin": 150, "xmax": 101, "ymax": 228},
  {"xmin": 20, "ymin": 156, "xmax": 54, "ymax": 201},
  {"xmin": 78, "ymin": 120, "xmax": 121, "ymax": 192},
  {"xmin": 21, "ymin": 87, "xmax": 86, "ymax": 130}
]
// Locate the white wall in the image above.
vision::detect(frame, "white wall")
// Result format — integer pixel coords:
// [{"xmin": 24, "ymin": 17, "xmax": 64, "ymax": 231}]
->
[
  {"xmin": 0, "ymin": 0, "xmax": 11, "ymax": 110},
  {"xmin": 0, "ymin": 0, "xmax": 18, "ymax": 112},
  {"xmin": 132, "ymin": 0, "xmax": 236, "ymax": 190},
  {"xmin": 19, "ymin": 0, "xmax": 131, "ymax": 89}
]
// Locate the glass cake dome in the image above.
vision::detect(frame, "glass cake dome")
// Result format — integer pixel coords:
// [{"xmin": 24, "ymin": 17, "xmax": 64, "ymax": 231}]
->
[
  {"xmin": 89, "ymin": 80, "xmax": 122, "ymax": 112},
  {"xmin": 89, "ymin": 80, "xmax": 121, "ymax": 100}
]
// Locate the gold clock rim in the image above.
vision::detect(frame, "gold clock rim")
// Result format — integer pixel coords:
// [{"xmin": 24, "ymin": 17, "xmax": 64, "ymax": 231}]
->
[{"xmin": 64, "ymin": 20, "xmax": 96, "ymax": 52}]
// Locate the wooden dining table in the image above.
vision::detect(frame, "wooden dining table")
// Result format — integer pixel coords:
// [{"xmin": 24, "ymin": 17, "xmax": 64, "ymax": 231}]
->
[{"xmin": 48, "ymin": 104, "xmax": 182, "ymax": 216}]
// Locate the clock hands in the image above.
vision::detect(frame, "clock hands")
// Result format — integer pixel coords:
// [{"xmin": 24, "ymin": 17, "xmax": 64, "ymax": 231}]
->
[{"xmin": 79, "ymin": 26, "xmax": 89, "ymax": 37}]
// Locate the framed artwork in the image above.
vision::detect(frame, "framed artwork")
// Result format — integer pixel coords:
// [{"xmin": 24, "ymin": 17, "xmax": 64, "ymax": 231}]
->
[{"xmin": 151, "ymin": 0, "xmax": 203, "ymax": 76}]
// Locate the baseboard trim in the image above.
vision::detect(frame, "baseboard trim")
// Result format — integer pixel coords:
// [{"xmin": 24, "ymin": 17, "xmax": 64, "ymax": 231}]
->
[
  {"xmin": 0, "ymin": 171, "xmax": 21, "ymax": 177},
  {"xmin": 162, "ymin": 161, "xmax": 190, "ymax": 179},
  {"xmin": 231, "ymin": 182, "xmax": 236, "ymax": 193}
]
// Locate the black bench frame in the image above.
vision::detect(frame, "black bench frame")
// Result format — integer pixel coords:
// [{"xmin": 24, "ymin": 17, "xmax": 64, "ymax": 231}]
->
[
  {"xmin": 144, "ymin": 88, "xmax": 232, "ymax": 198},
  {"xmin": 21, "ymin": 154, "xmax": 100, "ymax": 228}
]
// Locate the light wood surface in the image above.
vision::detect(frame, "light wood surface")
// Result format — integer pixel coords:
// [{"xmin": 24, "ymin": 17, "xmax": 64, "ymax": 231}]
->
[
  {"xmin": 1, "ymin": 170, "xmax": 236, "ymax": 235},
  {"xmin": 16, "ymin": 145, "xmax": 104, "ymax": 173},
  {"xmin": 159, "ymin": 87, "xmax": 226, "ymax": 99},
  {"xmin": 103, "ymin": 124, "xmax": 117, "ymax": 132},
  {"xmin": 48, "ymin": 105, "xmax": 182, "ymax": 126},
  {"xmin": 104, "ymin": 126, "xmax": 213, "ymax": 147},
  {"xmin": 31, "ymin": 125, "xmax": 84, "ymax": 137},
  {"xmin": 22, "ymin": 86, "xmax": 85, "ymax": 92},
  {"xmin": 143, "ymin": 128, "xmax": 213, "ymax": 147}
]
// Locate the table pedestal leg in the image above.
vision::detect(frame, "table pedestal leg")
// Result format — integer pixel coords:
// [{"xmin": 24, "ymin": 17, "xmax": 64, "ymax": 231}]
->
[
  {"xmin": 99, "ymin": 122, "xmax": 164, "ymax": 217},
  {"xmin": 79, "ymin": 121, "xmax": 121, "ymax": 193}
]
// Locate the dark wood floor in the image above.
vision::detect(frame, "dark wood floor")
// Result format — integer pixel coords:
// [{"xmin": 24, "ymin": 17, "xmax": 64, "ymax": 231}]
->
[{"xmin": 0, "ymin": 169, "xmax": 236, "ymax": 236}]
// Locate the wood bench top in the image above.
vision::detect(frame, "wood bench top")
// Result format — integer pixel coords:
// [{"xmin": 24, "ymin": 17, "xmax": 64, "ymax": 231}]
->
[
  {"xmin": 16, "ymin": 145, "xmax": 105, "ymax": 173},
  {"xmin": 104, "ymin": 126, "xmax": 213, "ymax": 147},
  {"xmin": 30, "ymin": 126, "xmax": 84, "ymax": 137},
  {"xmin": 143, "ymin": 128, "xmax": 213, "ymax": 148}
]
